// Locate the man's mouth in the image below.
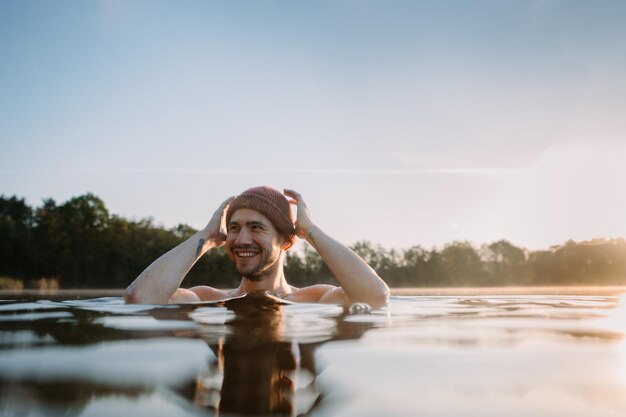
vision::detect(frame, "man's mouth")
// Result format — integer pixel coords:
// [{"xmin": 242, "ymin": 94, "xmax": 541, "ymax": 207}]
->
[
  {"xmin": 236, "ymin": 251, "xmax": 258, "ymax": 257},
  {"xmin": 233, "ymin": 248, "xmax": 260, "ymax": 258}
]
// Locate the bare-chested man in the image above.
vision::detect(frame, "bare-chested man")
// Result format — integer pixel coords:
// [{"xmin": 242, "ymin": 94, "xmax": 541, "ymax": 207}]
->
[{"xmin": 124, "ymin": 186, "xmax": 389, "ymax": 308}]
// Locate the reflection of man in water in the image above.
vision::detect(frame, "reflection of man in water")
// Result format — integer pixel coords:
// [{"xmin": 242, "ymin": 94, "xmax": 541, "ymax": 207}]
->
[
  {"xmin": 204, "ymin": 294, "xmax": 299, "ymax": 415},
  {"xmin": 188, "ymin": 292, "xmax": 370, "ymax": 416},
  {"xmin": 125, "ymin": 186, "xmax": 389, "ymax": 307}
]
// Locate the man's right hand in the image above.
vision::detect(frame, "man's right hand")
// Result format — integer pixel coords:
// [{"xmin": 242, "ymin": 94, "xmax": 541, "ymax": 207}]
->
[
  {"xmin": 126, "ymin": 195, "xmax": 234, "ymax": 304},
  {"xmin": 204, "ymin": 196, "xmax": 234, "ymax": 246}
]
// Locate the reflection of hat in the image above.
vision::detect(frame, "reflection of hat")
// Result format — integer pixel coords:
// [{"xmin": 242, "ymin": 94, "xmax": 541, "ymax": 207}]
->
[{"xmin": 226, "ymin": 186, "xmax": 296, "ymax": 249}]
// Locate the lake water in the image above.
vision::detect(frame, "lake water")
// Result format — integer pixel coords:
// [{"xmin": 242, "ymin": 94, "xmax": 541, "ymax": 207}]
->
[{"xmin": 2, "ymin": 288, "xmax": 626, "ymax": 417}]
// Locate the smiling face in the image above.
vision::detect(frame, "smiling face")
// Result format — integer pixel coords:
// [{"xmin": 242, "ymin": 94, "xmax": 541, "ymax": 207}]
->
[{"xmin": 225, "ymin": 208, "xmax": 286, "ymax": 282}]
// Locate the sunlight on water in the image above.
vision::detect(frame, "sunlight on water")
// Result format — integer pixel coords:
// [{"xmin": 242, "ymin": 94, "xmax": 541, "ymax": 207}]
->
[
  {"xmin": 0, "ymin": 338, "xmax": 212, "ymax": 387},
  {"xmin": 1, "ymin": 288, "xmax": 626, "ymax": 416},
  {"xmin": 96, "ymin": 316, "xmax": 200, "ymax": 331},
  {"xmin": 313, "ymin": 293, "xmax": 626, "ymax": 417}
]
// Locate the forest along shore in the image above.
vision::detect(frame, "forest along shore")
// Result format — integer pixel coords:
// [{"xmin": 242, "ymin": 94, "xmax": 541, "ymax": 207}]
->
[{"xmin": 2, "ymin": 193, "xmax": 626, "ymax": 290}]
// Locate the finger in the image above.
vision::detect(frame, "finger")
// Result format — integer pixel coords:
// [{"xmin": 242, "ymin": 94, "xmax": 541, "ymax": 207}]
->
[
  {"xmin": 288, "ymin": 198, "xmax": 308, "ymax": 212},
  {"xmin": 283, "ymin": 189, "xmax": 301, "ymax": 200},
  {"xmin": 285, "ymin": 190, "xmax": 307, "ymax": 209},
  {"xmin": 219, "ymin": 196, "xmax": 235, "ymax": 210}
]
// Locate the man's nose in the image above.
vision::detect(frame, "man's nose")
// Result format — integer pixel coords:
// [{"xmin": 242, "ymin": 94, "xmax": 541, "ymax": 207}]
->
[{"xmin": 235, "ymin": 227, "xmax": 252, "ymax": 244}]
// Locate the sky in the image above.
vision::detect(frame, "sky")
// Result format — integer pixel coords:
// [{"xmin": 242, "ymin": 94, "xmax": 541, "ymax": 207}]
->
[{"xmin": 1, "ymin": 0, "xmax": 626, "ymax": 251}]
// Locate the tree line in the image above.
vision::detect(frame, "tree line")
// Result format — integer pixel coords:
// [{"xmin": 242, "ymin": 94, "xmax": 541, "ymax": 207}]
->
[{"xmin": 1, "ymin": 193, "xmax": 626, "ymax": 289}]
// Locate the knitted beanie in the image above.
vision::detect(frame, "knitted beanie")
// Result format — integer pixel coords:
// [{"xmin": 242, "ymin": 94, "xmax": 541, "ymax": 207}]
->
[{"xmin": 226, "ymin": 186, "xmax": 296, "ymax": 249}]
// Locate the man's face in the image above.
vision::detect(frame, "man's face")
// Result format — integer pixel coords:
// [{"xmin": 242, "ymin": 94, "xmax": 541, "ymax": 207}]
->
[{"xmin": 225, "ymin": 208, "xmax": 285, "ymax": 281}]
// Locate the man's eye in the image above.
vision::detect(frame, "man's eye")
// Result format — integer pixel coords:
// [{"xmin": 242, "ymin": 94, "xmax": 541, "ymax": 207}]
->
[{"xmin": 228, "ymin": 225, "xmax": 239, "ymax": 231}]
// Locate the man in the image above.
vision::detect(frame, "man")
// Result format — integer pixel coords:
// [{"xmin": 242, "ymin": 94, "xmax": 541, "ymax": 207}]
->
[{"xmin": 124, "ymin": 186, "xmax": 389, "ymax": 308}]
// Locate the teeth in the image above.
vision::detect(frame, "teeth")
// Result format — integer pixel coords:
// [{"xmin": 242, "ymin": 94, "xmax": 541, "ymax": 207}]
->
[{"xmin": 237, "ymin": 251, "xmax": 257, "ymax": 257}]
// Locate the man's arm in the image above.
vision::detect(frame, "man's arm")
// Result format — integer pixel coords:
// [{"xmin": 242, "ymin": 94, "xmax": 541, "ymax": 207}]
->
[
  {"xmin": 284, "ymin": 189, "xmax": 390, "ymax": 308},
  {"xmin": 124, "ymin": 197, "xmax": 233, "ymax": 304}
]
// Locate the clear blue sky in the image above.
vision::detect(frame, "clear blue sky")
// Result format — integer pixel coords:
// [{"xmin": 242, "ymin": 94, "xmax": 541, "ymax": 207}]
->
[{"xmin": 1, "ymin": 0, "xmax": 625, "ymax": 250}]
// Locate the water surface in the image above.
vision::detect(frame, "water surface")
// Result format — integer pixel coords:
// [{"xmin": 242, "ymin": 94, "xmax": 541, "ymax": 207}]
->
[{"xmin": 2, "ymin": 289, "xmax": 626, "ymax": 416}]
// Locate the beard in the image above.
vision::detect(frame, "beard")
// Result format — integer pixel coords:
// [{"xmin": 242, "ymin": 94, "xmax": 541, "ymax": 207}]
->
[
  {"xmin": 231, "ymin": 244, "xmax": 281, "ymax": 282},
  {"xmin": 239, "ymin": 260, "xmax": 279, "ymax": 282}
]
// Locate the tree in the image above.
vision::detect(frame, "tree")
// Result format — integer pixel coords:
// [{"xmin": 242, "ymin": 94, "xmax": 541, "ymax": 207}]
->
[
  {"xmin": 0, "ymin": 195, "xmax": 34, "ymax": 279},
  {"xmin": 439, "ymin": 241, "xmax": 485, "ymax": 286},
  {"xmin": 481, "ymin": 240, "xmax": 528, "ymax": 285},
  {"xmin": 400, "ymin": 245, "xmax": 430, "ymax": 286},
  {"xmin": 350, "ymin": 240, "xmax": 400, "ymax": 285}
]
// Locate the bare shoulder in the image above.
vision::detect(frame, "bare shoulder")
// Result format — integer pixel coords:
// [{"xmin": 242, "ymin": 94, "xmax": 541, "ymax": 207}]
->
[
  {"xmin": 170, "ymin": 286, "xmax": 234, "ymax": 303},
  {"xmin": 192, "ymin": 286, "xmax": 236, "ymax": 301},
  {"xmin": 287, "ymin": 284, "xmax": 350, "ymax": 305}
]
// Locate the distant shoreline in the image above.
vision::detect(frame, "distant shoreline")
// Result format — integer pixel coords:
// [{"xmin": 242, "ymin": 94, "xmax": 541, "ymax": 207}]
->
[
  {"xmin": 390, "ymin": 286, "xmax": 626, "ymax": 296},
  {"xmin": 2, "ymin": 286, "xmax": 625, "ymax": 299}
]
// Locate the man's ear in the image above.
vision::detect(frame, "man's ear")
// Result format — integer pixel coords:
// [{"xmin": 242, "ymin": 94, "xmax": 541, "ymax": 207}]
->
[{"xmin": 281, "ymin": 236, "xmax": 294, "ymax": 251}]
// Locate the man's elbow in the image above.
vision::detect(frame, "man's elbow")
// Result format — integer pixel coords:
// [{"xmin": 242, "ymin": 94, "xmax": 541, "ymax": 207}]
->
[
  {"xmin": 367, "ymin": 288, "xmax": 390, "ymax": 309},
  {"xmin": 123, "ymin": 287, "xmax": 147, "ymax": 304},
  {"xmin": 351, "ymin": 287, "xmax": 390, "ymax": 310}
]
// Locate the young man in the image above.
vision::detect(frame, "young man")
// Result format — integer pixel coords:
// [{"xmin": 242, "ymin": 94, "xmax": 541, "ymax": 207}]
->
[{"xmin": 124, "ymin": 186, "xmax": 389, "ymax": 308}]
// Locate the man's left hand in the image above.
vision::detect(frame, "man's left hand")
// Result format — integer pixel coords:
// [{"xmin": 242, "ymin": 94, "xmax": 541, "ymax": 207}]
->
[{"xmin": 284, "ymin": 189, "xmax": 315, "ymax": 240}]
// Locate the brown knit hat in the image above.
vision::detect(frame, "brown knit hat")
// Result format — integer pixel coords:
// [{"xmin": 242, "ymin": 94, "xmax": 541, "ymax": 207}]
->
[{"xmin": 226, "ymin": 186, "xmax": 296, "ymax": 249}]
